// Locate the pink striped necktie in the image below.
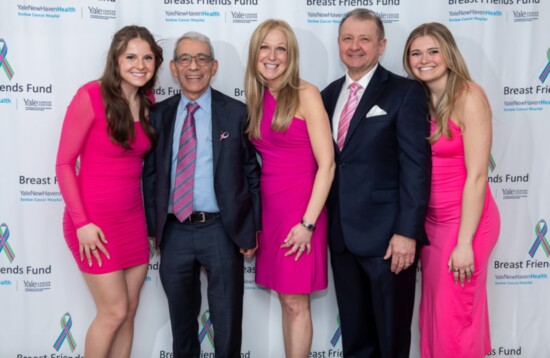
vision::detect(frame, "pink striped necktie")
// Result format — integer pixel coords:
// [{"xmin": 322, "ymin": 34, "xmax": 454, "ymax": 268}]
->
[
  {"xmin": 172, "ymin": 101, "xmax": 199, "ymax": 222},
  {"xmin": 337, "ymin": 82, "xmax": 362, "ymax": 150}
]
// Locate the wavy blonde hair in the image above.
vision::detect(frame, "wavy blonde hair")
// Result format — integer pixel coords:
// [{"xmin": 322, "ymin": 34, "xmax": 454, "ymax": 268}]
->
[
  {"xmin": 245, "ymin": 19, "xmax": 300, "ymax": 139},
  {"xmin": 403, "ymin": 22, "xmax": 472, "ymax": 143}
]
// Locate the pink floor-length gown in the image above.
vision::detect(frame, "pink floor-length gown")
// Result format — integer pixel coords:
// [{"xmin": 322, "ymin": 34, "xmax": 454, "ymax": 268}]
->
[
  {"xmin": 420, "ymin": 119, "xmax": 500, "ymax": 357},
  {"xmin": 251, "ymin": 90, "xmax": 327, "ymax": 294},
  {"xmin": 56, "ymin": 81, "xmax": 150, "ymax": 274}
]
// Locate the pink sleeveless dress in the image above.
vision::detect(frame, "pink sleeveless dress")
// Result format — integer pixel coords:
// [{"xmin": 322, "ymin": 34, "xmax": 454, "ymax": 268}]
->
[
  {"xmin": 251, "ymin": 90, "xmax": 327, "ymax": 294},
  {"xmin": 420, "ymin": 119, "xmax": 500, "ymax": 357},
  {"xmin": 56, "ymin": 81, "xmax": 151, "ymax": 274}
]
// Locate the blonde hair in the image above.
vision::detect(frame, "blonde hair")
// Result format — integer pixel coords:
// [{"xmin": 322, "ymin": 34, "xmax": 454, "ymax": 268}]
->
[
  {"xmin": 403, "ymin": 22, "xmax": 472, "ymax": 143},
  {"xmin": 245, "ymin": 19, "xmax": 300, "ymax": 139}
]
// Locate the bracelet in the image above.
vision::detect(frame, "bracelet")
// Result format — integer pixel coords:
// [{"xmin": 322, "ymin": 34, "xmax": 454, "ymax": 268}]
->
[{"xmin": 300, "ymin": 219, "xmax": 316, "ymax": 232}]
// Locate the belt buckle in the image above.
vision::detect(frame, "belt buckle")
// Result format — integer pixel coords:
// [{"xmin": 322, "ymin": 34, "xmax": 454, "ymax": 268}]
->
[{"xmin": 195, "ymin": 212, "xmax": 206, "ymax": 223}]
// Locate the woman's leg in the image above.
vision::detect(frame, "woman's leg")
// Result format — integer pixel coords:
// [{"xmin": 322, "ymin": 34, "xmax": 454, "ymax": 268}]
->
[
  {"xmin": 278, "ymin": 293, "xmax": 312, "ymax": 358},
  {"xmin": 109, "ymin": 264, "xmax": 149, "ymax": 358},
  {"xmin": 82, "ymin": 270, "xmax": 130, "ymax": 358}
]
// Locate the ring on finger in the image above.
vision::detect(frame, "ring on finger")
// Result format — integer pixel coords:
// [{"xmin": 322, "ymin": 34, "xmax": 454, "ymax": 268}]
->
[{"xmin": 299, "ymin": 247, "xmax": 305, "ymax": 252}]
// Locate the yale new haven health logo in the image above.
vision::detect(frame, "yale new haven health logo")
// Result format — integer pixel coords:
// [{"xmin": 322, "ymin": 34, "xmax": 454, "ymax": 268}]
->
[
  {"xmin": 0, "ymin": 223, "xmax": 15, "ymax": 263},
  {"xmin": 528, "ymin": 219, "xmax": 549, "ymax": 258},
  {"xmin": 539, "ymin": 48, "xmax": 550, "ymax": 84},
  {"xmin": 0, "ymin": 38, "xmax": 15, "ymax": 80}
]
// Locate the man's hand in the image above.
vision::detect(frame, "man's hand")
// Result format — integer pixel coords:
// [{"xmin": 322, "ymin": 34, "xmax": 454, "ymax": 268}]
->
[
  {"xmin": 240, "ymin": 233, "xmax": 259, "ymax": 259},
  {"xmin": 240, "ymin": 246, "xmax": 257, "ymax": 259},
  {"xmin": 383, "ymin": 234, "xmax": 416, "ymax": 274}
]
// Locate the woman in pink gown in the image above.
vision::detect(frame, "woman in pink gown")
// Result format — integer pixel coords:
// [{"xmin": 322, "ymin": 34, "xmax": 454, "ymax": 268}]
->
[
  {"xmin": 245, "ymin": 19, "xmax": 335, "ymax": 357},
  {"xmin": 55, "ymin": 26, "xmax": 163, "ymax": 357},
  {"xmin": 403, "ymin": 23, "xmax": 500, "ymax": 358}
]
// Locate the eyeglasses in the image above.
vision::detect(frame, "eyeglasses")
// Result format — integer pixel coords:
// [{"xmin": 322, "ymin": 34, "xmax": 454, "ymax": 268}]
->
[{"xmin": 174, "ymin": 54, "xmax": 213, "ymax": 67}]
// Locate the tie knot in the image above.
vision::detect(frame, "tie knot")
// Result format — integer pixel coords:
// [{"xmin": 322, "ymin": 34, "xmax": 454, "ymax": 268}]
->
[
  {"xmin": 349, "ymin": 82, "xmax": 361, "ymax": 95},
  {"xmin": 186, "ymin": 101, "xmax": 199, "ymax": 115}
]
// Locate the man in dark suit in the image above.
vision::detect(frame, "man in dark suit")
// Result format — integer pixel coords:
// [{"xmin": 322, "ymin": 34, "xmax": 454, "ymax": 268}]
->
[
  {"xmin": 142, "ymin": 31, "xmax": 261, "ymax": 358},
  {"xmin": 321, "ymin": 9, "xmax": 431, "ymax": 358}
]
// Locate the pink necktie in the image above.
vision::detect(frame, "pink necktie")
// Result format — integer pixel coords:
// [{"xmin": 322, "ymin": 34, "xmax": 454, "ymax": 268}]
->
[
  {"xmin": 172, "ymin": 101, "xmax": 199, "ymax": 222},
  {"xmin": 337, "ymin": 82, "xmax": 361, "ymax": 150}
]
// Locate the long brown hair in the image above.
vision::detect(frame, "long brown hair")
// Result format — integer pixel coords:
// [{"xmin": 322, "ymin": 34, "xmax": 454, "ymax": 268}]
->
[
  {"xmin": 403, "ymin": 22, "xmax": 472, "ymax": 143},
  {"xmin": 245, "ymin": 19, "xmax": 300, "ymax": 139},
  {"xmin": 100, "ymin": 25, "xmax": 163, "ymax": 148}
]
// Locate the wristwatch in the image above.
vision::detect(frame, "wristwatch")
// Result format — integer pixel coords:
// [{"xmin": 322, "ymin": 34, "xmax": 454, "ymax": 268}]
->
[{"xmin": 300, "ymin": 219, "xmax": 316, "ymax": 232}]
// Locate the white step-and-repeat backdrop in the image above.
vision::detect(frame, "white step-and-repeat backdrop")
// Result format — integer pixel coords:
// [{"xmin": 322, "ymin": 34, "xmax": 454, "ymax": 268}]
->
[{"xmin": 1, "ymin": 1, "xmax": 549, "ymax": 357}]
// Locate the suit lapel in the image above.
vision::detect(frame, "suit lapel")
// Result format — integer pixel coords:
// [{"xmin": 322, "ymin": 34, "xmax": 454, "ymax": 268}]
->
[
  {"xmin": 342, "ymin": 65, "xmax": 388, "ymax": 149},
  {"xmin": 163, "ymin": 99, "xmax": 179, "ymax": 178},
  {"xmin": 210, "ymin": 89, "xmax": 225, "ymax": 171},
  {"xmin": 328, "ymin": 77, "xmax": 346, "ymax": 131}
]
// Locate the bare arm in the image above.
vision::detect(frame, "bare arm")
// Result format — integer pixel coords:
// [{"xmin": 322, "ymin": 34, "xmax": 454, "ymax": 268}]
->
[
  {"xmin": 282, "ymin": 81, "xmax": 336, "ymax": 260},
  {"xmin": 449, "ymin": 84, "xmax": 492, "ymax": 286}
]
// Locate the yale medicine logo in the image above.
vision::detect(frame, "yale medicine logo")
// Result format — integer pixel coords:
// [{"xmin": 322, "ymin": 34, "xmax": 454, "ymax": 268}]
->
[
  {"xmin": 0, "ymin": 39, "xmax": 14, "ymax": 80},
  {"xmin": 539, "ymin": 48, "xmax": 550, "ymax": 84},
  {"xmin": 528, "ymin": 219, "xmax": 549, "ymax": 258},
  {"xmin": 0, "ymin": 223, "xmax": 15, "ymax": 263}
]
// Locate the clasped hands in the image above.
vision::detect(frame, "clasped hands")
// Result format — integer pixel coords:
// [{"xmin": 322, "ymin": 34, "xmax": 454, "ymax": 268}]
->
[{"xmin": 281, "ymin": 223, "xmax": 312, "ymax": 261}]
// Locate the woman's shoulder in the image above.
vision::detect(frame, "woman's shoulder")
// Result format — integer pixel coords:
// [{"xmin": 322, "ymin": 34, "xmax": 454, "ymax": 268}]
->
[
  {"xmin": 73, "ymin": 80, "xmax": 101, "ymax": 102},
  {"xmin": 459, "ymin": 81, "xmax": 488, "ymax": 104},
  {"xmin": 454, "ymin": 81, "xmax": 491, "ymax": 124},
  {"xmin": 298, "ymin": 80, "xmax": 321, "ymax": 102},
  {"xmin": 79, "ymin": 80, "xmax": 101, "ymax": 93}
]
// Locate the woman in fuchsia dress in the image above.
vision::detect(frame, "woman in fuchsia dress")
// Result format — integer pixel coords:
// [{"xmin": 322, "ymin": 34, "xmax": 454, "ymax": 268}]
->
[
  {"xmin": 245, "ymin": 19, "xmax": 335, "ymax": 357},
  {"xmin": 404, "ymin": 23, "xmax": 500, "ymax": 358},
  {"xmin": 56, "ymin": 26, "xmax": 162, "ymax": 357}
]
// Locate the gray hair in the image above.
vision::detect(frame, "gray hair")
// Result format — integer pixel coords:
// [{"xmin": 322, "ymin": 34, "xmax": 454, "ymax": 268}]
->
[
  {"xmin": 338, "ymin": 8, "xmax": 385, "ymax": 41},
  {"xmin": 173, "ymin": 31, "xmax": 215, "ymax": 60}
]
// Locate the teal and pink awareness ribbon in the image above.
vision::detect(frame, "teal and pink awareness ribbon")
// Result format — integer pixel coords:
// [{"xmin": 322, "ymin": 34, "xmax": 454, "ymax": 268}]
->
[
  {"xmin": 528, "ymin": 219, "xmax": 550, "ymax": 258},
  {"xmin": 539, "ymin": 48, "xmax": 550, "ymax": 83},
  {"xmin": 199, "ymin": 310, "xmax": 214, "ymax": 346},
  {"xmin": 330, "ymin": 315, "xmax": 341, "ymax": 347},
  {"xmin": 53, "ymin": 313, "xmax": 77, "ymax": 352},
  {"xmin": 0, "ymin": 39, "xmax": 14, "ymax": 80},
  {"xmin": 0, "ymin": 223, "xmax": 15, "ymax": 263},
  {"xmin": 488, "ymin": 153, "xmax": 496, "ymax": 173}
]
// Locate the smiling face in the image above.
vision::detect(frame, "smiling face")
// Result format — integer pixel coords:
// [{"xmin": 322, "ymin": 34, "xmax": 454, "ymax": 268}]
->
[
  {"xmin": 170, "ymin": 38, "xmax": 218, "ymax": 101},
  {"xmin": 408, "ymin": 35, "xmax": 449, "ymax": 89},
  {"xmin": 118, "ymin": 38, "xmax": 156, "ymax": 96},
  {"xmin": 256, "ymin": 28, "xmax": 289, "ymax": 89},
  {"xmin": 338, "ymin": 17, "xmax": 386, "ymax": 80}
]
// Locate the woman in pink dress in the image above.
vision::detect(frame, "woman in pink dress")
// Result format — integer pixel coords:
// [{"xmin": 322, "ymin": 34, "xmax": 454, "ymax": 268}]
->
[
  {"xmin": 55, "ymin": 26, "xmax": 163, "ymax": 357},
  {"xmin": 244, "ymin": 19, "xmax": 335, "ymax": 357},
  {"xmin": 403, "ymin": 23, "xmax": 500, "ymax": 357}
]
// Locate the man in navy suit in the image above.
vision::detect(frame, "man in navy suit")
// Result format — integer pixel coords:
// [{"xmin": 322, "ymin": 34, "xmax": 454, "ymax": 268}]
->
[
  {"xmin": 321, "ymin": 9, "xmax": 431, "ymax": 358},
  {"xmin": 143, "ymin": 31, "xmax": 260, "ymax": 358}
]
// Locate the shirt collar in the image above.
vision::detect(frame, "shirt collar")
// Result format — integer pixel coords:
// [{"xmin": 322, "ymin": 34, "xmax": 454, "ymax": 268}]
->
[
  {"xmin": 344, "ymin": 63, "xmax": 378, "ymax": 90},
  {"xmin": 179, "ymin": 87, "xmax": 212, "ymax": 115}
]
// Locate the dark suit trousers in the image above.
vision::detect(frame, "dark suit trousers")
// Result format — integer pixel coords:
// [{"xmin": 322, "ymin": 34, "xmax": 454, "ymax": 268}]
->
[
  {"xmin": 331, "ymin": 249, "xmax": 417, "ymax": 358},
  {"xmin": 159, "ymin": 215, "xmax": 244, "ymax": 358}
]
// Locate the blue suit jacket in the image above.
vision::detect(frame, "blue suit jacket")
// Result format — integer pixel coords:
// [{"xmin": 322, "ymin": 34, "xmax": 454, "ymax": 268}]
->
[
  {"xmin": 321, "ymin": 65, "xmax": 431, "ymax": 256},
  {"xmin": 142, "ymin": 89, "xmax": 261, "ymax": 249}
]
